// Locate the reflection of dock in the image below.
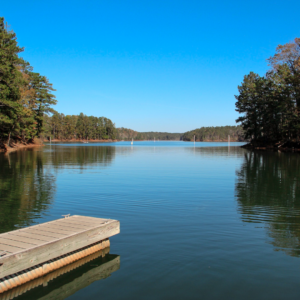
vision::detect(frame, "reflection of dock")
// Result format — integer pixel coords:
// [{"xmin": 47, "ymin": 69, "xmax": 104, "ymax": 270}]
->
[
  {"xmin": 0, "ymin": 215, "xmax": 120, "ymax": 293},
  {"xmin": 0, "ymin": 249, "xmax": 120, "ymax": 300}
]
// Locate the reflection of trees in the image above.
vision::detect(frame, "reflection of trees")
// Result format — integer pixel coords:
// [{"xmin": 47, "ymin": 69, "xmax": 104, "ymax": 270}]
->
[
  {"xmin": 0, "ymin": 150, "xmax": 56, "ymax": 233},
  {"xmin": 236, "ymin": 151, "xmax": 300, "ymax": 257},
  {"xmin": 50, "ymin": 146, "xmax": 116, "ymax": 169},
  {"xmin": 189, "ymin": 145, "xmax": 245, "ymax": 156}
]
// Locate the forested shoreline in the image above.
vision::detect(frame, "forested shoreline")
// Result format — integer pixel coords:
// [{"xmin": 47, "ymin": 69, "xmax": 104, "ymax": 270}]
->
[
  {"xmin": 182, "ymin": 126, "xmax": 244, "ymax": 141},
  {"xmin": 43, "ymin": 113, "xmax": 116, "ymax": 141},
  {"xmin": 235, "ymin": 38, "xmax": 300, "ymax": 150},
  {"xmin": 116, "ymin": 128, "xmax": 182, "ymax": 140},
  {"xmin": 0, "ymin": 17, "xmax": 117, "ymax": 151},
  {"xmin": 116, "ymin": 126, "xmax": 245, "ymax": 142},
  {"xmin": 0, "ymin": 17, "xmax": 56, "ymax": 150}
]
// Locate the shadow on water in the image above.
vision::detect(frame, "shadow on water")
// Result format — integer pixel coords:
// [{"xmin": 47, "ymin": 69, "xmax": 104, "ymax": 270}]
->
[
  {"xmin": 0, "ymin": 149, "xmax": 56, "ymax": 233},
  {"xmin": 235, "ymin": 150, "xmax": 300, "ymax": 257},
  {"xmin": 0, "ymin": 248, "xmax": 120, "ymax": 300}
]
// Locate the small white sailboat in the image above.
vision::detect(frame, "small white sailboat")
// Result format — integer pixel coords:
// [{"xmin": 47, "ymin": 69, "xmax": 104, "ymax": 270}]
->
[{"xmin": 131, "ymin": 138, "xmax": 133, "ymax": 145}]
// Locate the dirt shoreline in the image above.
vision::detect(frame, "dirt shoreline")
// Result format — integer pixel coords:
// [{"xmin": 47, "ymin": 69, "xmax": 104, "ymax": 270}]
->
[{"xmin": 0, "ymin": 141, "xmax": 44, "ymax": 153}]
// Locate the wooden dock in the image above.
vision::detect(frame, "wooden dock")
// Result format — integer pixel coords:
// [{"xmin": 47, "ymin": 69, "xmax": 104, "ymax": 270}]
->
[{"xmin": 0, "ymin": 215, "xmax": 120, "ymax": 293}]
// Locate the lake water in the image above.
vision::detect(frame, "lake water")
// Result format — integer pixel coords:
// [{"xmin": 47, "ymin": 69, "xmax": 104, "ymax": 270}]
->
[{"xmin": 1, "ymin": 141, "xmax": 300, "ymax": 300}]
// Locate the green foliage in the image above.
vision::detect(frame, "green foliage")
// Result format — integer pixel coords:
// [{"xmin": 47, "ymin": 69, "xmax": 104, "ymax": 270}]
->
[
  {"xmin": 0, "ymin": 17, "xmax": 24, "ymax": 143},
  {"xmin": 182, "ymin": 126, "xmax": 244, "ymax": 141},
  {"xmin": 116, "ymin": 128, "xmax": 182, "ymax": 140},
  {"xmin": 0, "ymin": 17, "xmax": 116, "ymax": 146},
  {"xmin": 43, "ymin": 113, "xmax": 116, "ymax": 140},
  {"xmin": 0, "ymin": 17, "xmax": 57, "ymax": 145},
  {"xmin": 236, "ymin": 37, "xmax": 300, "ymax": 143}
]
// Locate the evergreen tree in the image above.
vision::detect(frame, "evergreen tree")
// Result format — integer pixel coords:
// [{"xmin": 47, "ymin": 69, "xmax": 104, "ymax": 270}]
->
[
  {"xmin": 0, "ymin": 17, "xmax": 24, "ymax": 145},
  {"xmin": 235, "ymin": 37, "xmax": 300, "ymax": 144}
]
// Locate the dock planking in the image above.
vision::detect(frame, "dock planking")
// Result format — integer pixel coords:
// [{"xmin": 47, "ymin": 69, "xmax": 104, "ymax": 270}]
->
[{"xmin": 0, "ymin": 215, "xmax": 120, "ymax": 281}]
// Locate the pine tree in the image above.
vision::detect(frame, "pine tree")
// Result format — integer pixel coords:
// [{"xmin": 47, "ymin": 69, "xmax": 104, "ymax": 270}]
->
[{"xmin": 0, "ymin": 17, "xmax": 24, "ymax": 145}]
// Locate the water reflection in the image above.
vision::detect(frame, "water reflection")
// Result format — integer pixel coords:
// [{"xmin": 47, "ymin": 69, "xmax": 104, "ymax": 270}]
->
[
  {"xmin": 0, "ymin": 149, "xmax": 56, "ymax": 233},
  {"xmin": 49, "ymin": 145, "xmax": 116, "ymax": 170},
  {"xmin": 0, "ymin": 146, "xmax": 118, "ymax": 233},
  {"xmin": 0, "ymin": 248, "xmax": 120, "ymax": 300},
  {"xmin": 187, "ymin": 145, "xmax": 245, "ymax": 157},
  {"xmin": 235, "ymin": 150, "xmax": 300, "ymax": 257}
]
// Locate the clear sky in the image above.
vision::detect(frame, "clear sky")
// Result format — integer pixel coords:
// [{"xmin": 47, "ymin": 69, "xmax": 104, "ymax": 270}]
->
[{"xmin": 1, "ymin": 1, "xmax": 300, "ymax": 132}]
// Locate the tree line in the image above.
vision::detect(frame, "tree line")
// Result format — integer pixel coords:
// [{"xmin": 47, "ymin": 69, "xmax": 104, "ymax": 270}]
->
[
  {"xmin": 117, "ymin": 126, "xmax": 245, "ymax": 141},
  {"xmin": 0, "ymin": 17, "xmax": 56, "ymax": 147},
  {"xmin": 182, "ymin": 126, "xmax": 244, "ymax": 141},
  {"xmin": 116, "ymin": 128, "xmax": 182, "ymax": 140},
  {"xmin": 44, "ymin": 113, "xmax": 116, "ymax": 141},
  {"xmin": 235, "ymin": 38, "xmax": 300, "ymax": 146},
  {"xmin": 0, "ymin": 17, "xmax": 117, "ymax": 148}
]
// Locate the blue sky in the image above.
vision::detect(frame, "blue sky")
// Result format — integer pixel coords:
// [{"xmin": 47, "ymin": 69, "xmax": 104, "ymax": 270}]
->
[{"xmin": 1, "ymin": 0, "xmax": 300, "ymax": 132}]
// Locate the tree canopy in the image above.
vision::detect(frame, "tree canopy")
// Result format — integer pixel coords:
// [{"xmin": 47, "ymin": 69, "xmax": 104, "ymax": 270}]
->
[
  {"xmin": 182, "ymin": 126, "xmax": 244, "ymax": 141},
  {"xmin": 43, "ymin": 113, "xmax": 116, "ymax": 141},
  {"xmin": 0, "ymin": 17, "xmax": 117, "ymax": 147},
  {"xmin": 116, "ymin": 128, "xmax": 182, "ymax": 140},
  {"xmin": 0, "ymin": 17, "xmax": 57, "ymax": 146},
  {"xmin": 235, "ymin": 38, "xmax": 300, "ymax": 145}
]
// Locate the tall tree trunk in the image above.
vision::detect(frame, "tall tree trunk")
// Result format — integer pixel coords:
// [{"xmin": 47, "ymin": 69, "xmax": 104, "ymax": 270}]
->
[{"xmin": 7, "ymin": 131, "xmax": 11, "ymax": 147}]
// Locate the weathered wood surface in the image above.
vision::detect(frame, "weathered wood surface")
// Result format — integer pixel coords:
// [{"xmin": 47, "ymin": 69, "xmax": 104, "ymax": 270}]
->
[{"xmin": 0, "ymin": 215, "xmax": 120, "ymax": 279}]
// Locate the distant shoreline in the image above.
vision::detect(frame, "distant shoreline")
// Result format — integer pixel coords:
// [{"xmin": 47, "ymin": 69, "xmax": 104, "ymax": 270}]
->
[
  {"xmin": 45, "ymin": 139, "xmax": 118, "ymax": 143},
  {"xmin": 45, "ymin": 139, "xmax": 244, "ymax": 143},
  {"xmin": 0, "ymin": 139, "xmax": 246, "ymax": 154}
]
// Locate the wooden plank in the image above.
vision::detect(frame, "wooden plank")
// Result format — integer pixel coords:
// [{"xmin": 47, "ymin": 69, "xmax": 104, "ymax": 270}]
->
[
  {"xmin": 1, "ymin": 234, "xmax": 43, "ymax": 246},
  {"xmin": 8, "ymin": 232, "xmax": 57, "ymax": 243},
  {"xmin": 47, "ymin": 221, "xmax": 97, "ymax": 231},
  {"xmin": 73, "ymin": 215, "xmax": 108, "ymax": 222},
  {"xmin": 25, "ymin": 228, "xmax": 68, "ymax": 238},
  {"xmin": 72, "ymin": 216, "xmax": 108, "ymax": 223},
  {"xmin": 0, "ymin": 243, "xmax": 24, "ymax": 253},
  {"xmin": 62, "ymin": 219, "xmax": 105, "ymax": 226},
  {"xmin": 43, "ymin": 218, "xmax": 91, "ymax": 228},
  {"xmin": 68, "ymin": 216, "xmax": 108, "ymax": 225},
  {"xmin": 39, "ymin": 224, "xmax": 83, "ymax": 234},
  {"xmin": 1, "ymin": 217, "xmax": 82, "ymax": 237},
  {"xmin": 36, "ymin": 225, "xmax": 79, "ymax": 235},
  {"xmin": 39, "ymin": 216, "xmax": 108, "ymax": 228},
  {"xmin": 0, "ymin": 238, "xmax": 36, "ymax": 249},
  {"xmin": 0, "ymin": 220, "xmax": 120, "ymax": 278},
  {"xmin": 55, "ymin": 220, "xmax": 98, "ymax": 229}
]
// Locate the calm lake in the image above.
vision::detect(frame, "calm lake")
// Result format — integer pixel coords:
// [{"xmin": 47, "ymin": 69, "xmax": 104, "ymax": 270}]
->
[{"xmin": 1, "ymin": 141, "xmax": 300, "ymax": 300}]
